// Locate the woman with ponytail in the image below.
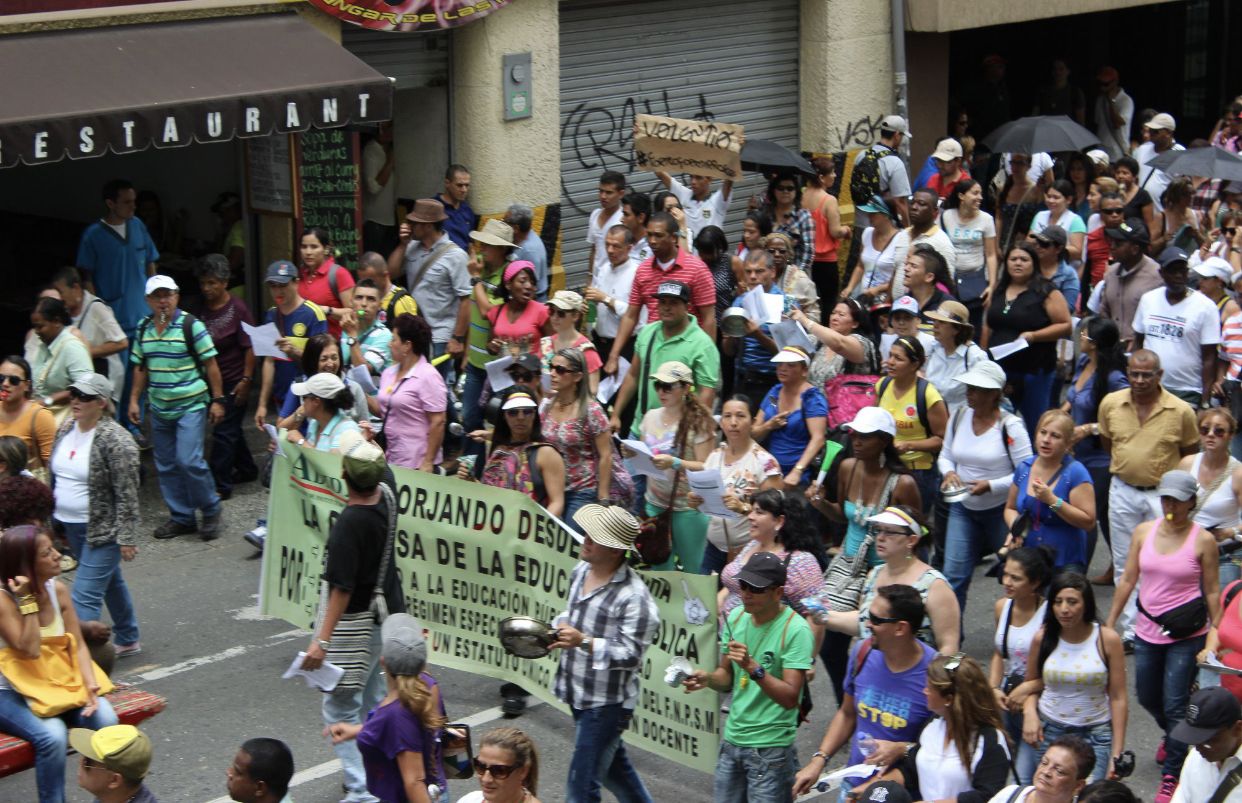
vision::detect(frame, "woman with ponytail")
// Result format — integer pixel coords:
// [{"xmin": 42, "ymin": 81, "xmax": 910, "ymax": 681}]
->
[{"xmin": 330, "ymin": 613, "xmax": 450, "ymax": 803}]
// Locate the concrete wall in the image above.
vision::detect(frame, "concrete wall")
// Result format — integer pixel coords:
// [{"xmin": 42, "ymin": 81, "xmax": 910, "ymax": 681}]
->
[
  {"xmin": 450, "ymin": 0, "xmax": 560, "ymax": 216},
  {"xmin": 906, "ymin": 32, "xmax": 950, "ymax": 172},
  {"xmin": 906, "ymin": 0, "xmax": 1171, "ymax": 32},
  {"xmin": 800, "ymin": 0, "xmax": 896, "ymax": 154}
]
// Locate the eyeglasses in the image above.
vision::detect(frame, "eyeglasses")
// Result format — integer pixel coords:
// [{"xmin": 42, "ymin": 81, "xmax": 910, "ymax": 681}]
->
[
  {"xmin": 653, "ymin": 381, "xmax": 678, "ymax": 392},
  {"xmin": 0, "ymin": 374, "xmax": 26, "ymax": 386},
  {"xmin": 550, "ymin": 364, "xmax": 580, "ymax": 375},
  {"xmin": 69, "ymin": 388, "xmax": 99, "ymax": 402},
  {"xmin": 873, "ymin": 527, "xmax": 913, "ymax": 539},
  {"xmin": 504, "ymin": 408, "xmax": 535, "ymax": 418},
  {"xmin": 775, "ymin": 185, "xmax": 797, "ymax": 192},
  {"xmin": 473, "ymin": 759, "xmax": 518, "ymax": 780},
  {"xmin": 509, "ymin": 370, "xmax": 534, "ymax": 382},
  {"xmin": 867, "ymin": 610, "xmax": 902, "ymax": 626},
  {"xmin": 739, "ymin": 580, "xmax": 774, "ymax": 594},
  {"xmin": 1201, "ymin": 426, "xmax": 1230, "ymax": 437},
  {"xmin": 1100, "ymin": 207, "xmax": 1125, "ymax": 215}
]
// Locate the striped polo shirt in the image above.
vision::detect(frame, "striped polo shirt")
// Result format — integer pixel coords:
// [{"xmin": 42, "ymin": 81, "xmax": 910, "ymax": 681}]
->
[
  {"xmin": 1223, "ymin": 311, "xmax": 1242, "ymax": 382},
  {"xmin": 130, "ymin": 310, "xmax": 218, "ymax": 418},
  {"xmin": 466, "ymin": 266, "xmax": 503, "ymax": 370}
]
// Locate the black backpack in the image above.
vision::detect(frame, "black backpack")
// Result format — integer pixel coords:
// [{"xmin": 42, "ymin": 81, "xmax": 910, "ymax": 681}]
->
[
  {"xmin": 383, "ymin": 287, "xmax": 413, "ymax": 325},
  {"xmin": 136, "ymin": 312, "xmax": 205, "ymax": 378},
  {"xmin": 850, "ymin": 144, "xmax": 895, "ymax": 207}
]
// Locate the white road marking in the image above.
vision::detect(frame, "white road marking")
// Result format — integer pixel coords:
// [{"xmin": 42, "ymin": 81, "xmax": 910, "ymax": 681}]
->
[
  {"xmin": 200, "ymin": 701, "xmax": 544, "ymax": 803},
  {"xmin": 128, "ymin": 630, "xmax": 306, "ymax": 683}
]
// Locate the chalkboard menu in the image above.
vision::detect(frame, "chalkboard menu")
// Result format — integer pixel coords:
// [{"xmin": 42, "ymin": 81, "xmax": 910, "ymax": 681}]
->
[
  {"xmin": 245, "ymin": 134, "xmax": 296, "ymax": 216},
  {"xmin": 296, "ymin": 129, "xmax": 362, "ymax": 269}
]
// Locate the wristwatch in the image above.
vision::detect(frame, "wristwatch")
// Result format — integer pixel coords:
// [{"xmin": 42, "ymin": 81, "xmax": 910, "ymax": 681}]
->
[
  {"xmin": 211, "ymin": 396, "xmax": 228, "ymax": 406},
  {"xmin": 470, "ymin": 276, "xmax": 483, "ymax": 286},
  {"xmin": 41, "ymin": 396, "xmax": 53, "ymax": 407},
  {"xmin": 748, "ymin": 665, "xmax": 766, "ymax": 682},
  {"xmin": 345, "ymin": 336, "xmax": 357, "ymax": 347},
  {"xmin": 317, "ymin": 639, "xmax": 331, "ymax": 650}
]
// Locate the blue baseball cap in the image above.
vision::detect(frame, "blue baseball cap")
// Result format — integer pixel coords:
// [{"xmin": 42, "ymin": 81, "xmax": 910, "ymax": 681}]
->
[{"xmin": 265, "ymin": 260, "xmax": 297, "ymax": 285}]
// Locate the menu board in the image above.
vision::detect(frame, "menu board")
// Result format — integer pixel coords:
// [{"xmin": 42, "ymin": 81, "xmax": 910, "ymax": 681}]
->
[
  {"xmin": 296, "ymin": 129, "xmax": 362, "ymax": 269},
  {"xmin": 245, "ymin": 134, "xmax": 297, "ymax": 217}
]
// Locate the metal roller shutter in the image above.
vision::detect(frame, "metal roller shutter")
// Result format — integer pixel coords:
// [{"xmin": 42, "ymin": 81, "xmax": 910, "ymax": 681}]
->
[
  {"xmin": 341, "ymin": 27, "xmax": 450, "ymax": 90},
  {"xmin": 559, "ymin": 0, "xmax": 800, "ymax": 286}
]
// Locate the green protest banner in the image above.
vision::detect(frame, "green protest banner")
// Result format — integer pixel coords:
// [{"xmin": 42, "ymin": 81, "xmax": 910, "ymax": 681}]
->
[{"xmin": 260, "ymin": 444, "xmax": 722, "ymax": 773}]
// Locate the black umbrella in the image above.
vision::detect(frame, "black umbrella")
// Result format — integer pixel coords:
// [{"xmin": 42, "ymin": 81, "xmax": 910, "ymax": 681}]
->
[
  {"xmin": 982, "ymin": 115, "xmax": 1100, "ymax": 155},
  {"xmin": 1148, "ymin": 146, "xmax": 1242, "ymax": 181},
  {"xmin": 740, "ymin": 139, "xmax": 815, "ymax": 178}
]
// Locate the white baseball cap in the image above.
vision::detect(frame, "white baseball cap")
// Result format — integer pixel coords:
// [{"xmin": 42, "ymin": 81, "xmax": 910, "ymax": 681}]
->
[
  {"xmin": 844, "ymin": 407, "xmax": 897, "ymax": 437},
  {"xmin": 954, "ymin": 360, "xmax": 1007, "ymax": 390},
  {"xmin": 880, "ymin": 115, "xmax": 911, "ymax": 137},
  {"xmin": 144, "ymin": 275, "xmax": 178, "ymax": 295},
  {"xmin": 932, "ymin": 138, "xmax": 963, "ymax": 161},
  {"xmin": 291, "ymin": 372, "xmax": 346, "ymax": 399},
  {"xmin": 1145, "ymin": 112, "xmax": 1177, "ymax": 131},
  {"xmin": 890, "ymin": 295, "xmax": 920, "ymax": 317},
  {"xmin": 1193, "ymin": 257, "xmax": 1234, "ymax": 285}
]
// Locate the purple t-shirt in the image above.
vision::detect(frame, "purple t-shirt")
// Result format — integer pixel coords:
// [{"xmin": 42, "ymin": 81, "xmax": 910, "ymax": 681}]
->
[
  {"xmin": 843, "ymin": 640, "xmax": 935, "ymax": 777},
  {"xmin": 356, "ymin": 674, "xmax": 447, "ymax": 802},
  {"xmin": 194, "ymin": 296, "xmax": 253, "ymax": 385}
]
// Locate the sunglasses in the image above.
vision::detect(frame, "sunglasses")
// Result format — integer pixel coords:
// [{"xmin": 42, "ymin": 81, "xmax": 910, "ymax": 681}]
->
[
  {"xmin": 1100, "ymin": 207, "xmax": 1125, "ymax": 215},
  {"xmin": 509, "ymin": 370, "xmax": 535, "ymax": 382},
  {"xmin": 653, "ymin": 381, "xmax": 678, "ymax": 392},
  {"xmin": 1226, "ymin": 228, "xmax": 1238, "ymax": 237},
  {"xmin": 868, "ymin": 610, "xmax": 902, "ymax": 626},
  {"xmin": 943, "ymin": 652, "xmax": 966, "ymax": 673},
  {"xmin": 549, "ymin": 308, "xmax": 574, "ymax": 317},
  {"xmin": 473, "ymin": 759, "xmax": 518, "ymax": 780},
  {"xmin": 1033, "ymin": 239, "xmax": 1053, "ymax": 248},
  {"xmin": 69, "ymin": 388, "xmax": 99, "ymax": 402},
  {"xmin": 739, "ymin": 580, "xmax": 774, "ymax": 594},
  {"xmin": 550, "ymin": 364, "xmax": 580, "ymax": 375},
  {"xmin": 0, "ymin": 374, "xmax": 26, "ymax": 386},
  {"xmin": 504, "ymin": 408, "xmax": 535, "ymax": 417},
  {"xmin": 1201, "ymin": 426, "xmax": 1230, "ymax": 437},
  {"xmin": 775, "ymin": 185, "xmax": 797, "ymax": 192}
]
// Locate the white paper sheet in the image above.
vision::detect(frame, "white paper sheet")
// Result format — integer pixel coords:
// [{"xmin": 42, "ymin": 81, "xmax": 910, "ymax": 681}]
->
[
  {"xmin": 989, "ymin": 338, "xmax": 1029, "ymax": 361},
  {"xmin": 763, "ymin": 294, "xmax": 784, "ymax": 324},
  {"xmin": 686, "ymin": 468, "xmax": 739, "ymax": 519},
  {"xmin": 484, "ymin": 356, "xmax": 516, "ymax": 392},
  {"xmin": 242, "ymin": 322, "xmax": 288, "ymax": 360},
  {"xmin": 619, "ymin": 438, "xmax": 667, "ymax": 479},
  {"xmin": 541, "ymin": 372, "xmax": 554, "ymax": 394},
  {"xmin": 739, "ymin": 286, "xmax": 768, "ymax": 323},
  {"xmin": 597, "ymin": 357, "xmax": 630, "ymax": 403},
  {"xmin": 282, "ymin": 651, "xmax": 345, "ymax": 692},
  {"xmin": 348, "ymin": 364, "xmax": 378, "ymax": 396},
  {"xmin": 1198, "ymin": 651, "xmax": 1242, "ymax": 676},
  {"xmin": 264, "ymin": 424, "xmax": 286, "ymax": 457},
  {"xmin": 771, "ymin": 319, "xmax": 815, "ymax": 353}
]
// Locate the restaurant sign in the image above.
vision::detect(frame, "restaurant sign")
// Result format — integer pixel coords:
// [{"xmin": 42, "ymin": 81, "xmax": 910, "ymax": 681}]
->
[{"xmin": 306, "ymin": 0, "xmax": 514, "ymax": 31}]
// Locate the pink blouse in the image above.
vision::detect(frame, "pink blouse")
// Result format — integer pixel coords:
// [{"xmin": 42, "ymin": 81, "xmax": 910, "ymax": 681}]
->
[
  {"xmin": 378, "ymin": 358, "xmax": 447, "ymax": 469},
  {"xmin": 720, "ymin": 540, "xmax": 824, "ymax": 618}
]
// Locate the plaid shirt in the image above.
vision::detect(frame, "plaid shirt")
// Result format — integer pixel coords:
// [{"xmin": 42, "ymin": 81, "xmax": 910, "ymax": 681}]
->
[{"xmin": 553, "ymin": 561, "xmax": 659, "ymax": 710}]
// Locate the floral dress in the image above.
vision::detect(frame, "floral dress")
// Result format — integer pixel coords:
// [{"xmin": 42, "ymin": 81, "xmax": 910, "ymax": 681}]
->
[{"xmin": 538, "ymin": 398, "xmax": 634, "ymax": 506}]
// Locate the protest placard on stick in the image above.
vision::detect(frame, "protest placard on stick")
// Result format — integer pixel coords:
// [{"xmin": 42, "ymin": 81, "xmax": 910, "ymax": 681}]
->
[{"xmin": 634, "ymin": 113, "xmax": 745, "ymax": 181}]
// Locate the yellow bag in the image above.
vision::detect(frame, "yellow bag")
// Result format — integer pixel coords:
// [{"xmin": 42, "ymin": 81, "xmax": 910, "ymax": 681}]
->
[{"xmin": 0, "ymin": 633, "xmax": 114, "ymax": 716}]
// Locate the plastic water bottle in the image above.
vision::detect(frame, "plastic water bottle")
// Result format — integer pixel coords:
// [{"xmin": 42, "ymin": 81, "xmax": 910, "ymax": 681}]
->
[
  {"xmin": 859, "ymin": 732, "xmax": 878, "ymax": 757},
  {"xmin": 426, "ymin": 784, "xmax": 441, "ymax": 800},
  {"xmin": 800, "ymin": 596, "xmax": 831, "ymax": 625}
]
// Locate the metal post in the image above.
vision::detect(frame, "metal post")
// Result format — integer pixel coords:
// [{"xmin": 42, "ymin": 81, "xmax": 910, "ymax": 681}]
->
[{"xmin": 891, "ymin": 0, "xmax": 909, "ymax": 158}]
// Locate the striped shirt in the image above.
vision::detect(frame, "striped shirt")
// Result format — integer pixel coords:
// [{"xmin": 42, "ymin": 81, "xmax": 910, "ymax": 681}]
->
[
  {"xmin": 553, "ymin": 561, "xmax": 659, "ymax": 710},
  {"xmin": 466, "ymin": 267, "xmax": 503, "ymax": 370},
  {"xmin": 627, "ymin": 249, "xmax": 716, "ymax": 330},
  {"xmin": 1222, "ymin": 312, "xmax": 1242, "ymax": 382},
  {"xmin": 130, "ymin": 310, "xmax": 217, "ymax": 418}
]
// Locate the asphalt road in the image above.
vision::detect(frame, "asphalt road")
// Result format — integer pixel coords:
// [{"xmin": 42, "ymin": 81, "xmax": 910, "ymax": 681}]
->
[{"xmin": 0, "ymin": 434, "xmax": 1167, "ymax": 803}]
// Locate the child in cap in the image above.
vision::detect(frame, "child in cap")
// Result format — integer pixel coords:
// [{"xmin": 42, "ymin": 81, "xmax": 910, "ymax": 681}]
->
[{"xmin": 328, "ymin": 613, "xmax": 449, "ymax": 803}]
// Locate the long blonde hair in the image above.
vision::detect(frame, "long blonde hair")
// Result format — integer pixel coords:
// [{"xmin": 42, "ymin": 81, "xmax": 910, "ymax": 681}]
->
[
  {"xmin": 480, "ymin": 727, "xmax": 539, "ymax": 794},
  {"xmin": 926, "ymin": 654, "xmax": 1006, "ymax": 770},
  {"xmin": 393, "ymin": 674, "xmax": 446, "ymax": 730}
]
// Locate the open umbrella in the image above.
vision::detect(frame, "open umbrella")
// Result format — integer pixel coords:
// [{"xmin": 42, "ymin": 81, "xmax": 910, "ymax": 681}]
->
[
  {"xmin": 1148, "ymin": 146, "xmax": 1242, "ymax": 181},
  {"xmin": 740, "ymin": 139, "xmax": 815, "ymax": 178},
  {"xmin": 982, "ymin": 115, "xmax": 1100, "ymax": 155}
]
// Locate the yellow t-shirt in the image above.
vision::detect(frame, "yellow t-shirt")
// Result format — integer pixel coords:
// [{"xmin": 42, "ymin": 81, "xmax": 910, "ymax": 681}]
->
[{"xmin": 875, "ymin": 378, "xmax": 944, "ymax": 470}]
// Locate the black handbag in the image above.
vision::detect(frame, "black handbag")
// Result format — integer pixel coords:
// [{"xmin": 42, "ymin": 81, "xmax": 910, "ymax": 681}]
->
[{"xmin": 1138, "ymin": 596, "xmax": 1208, "ymax": 640}]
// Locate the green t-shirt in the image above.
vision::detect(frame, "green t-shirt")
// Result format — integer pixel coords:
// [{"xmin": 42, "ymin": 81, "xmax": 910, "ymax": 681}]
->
[
  {"xmin": 629, "ymin": 317, "xmax": 720, "ymax": 436},
  {"xmin": 466, "ymin": 268, "xmax": 503, "ymax": 370},
  {"xmin": 722, "ymin": 606, "xmax": 812, "ymax": 747}
]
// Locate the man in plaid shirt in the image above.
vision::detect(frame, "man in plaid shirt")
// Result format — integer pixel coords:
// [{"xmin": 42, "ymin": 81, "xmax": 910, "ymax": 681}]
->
[{"xmin": 550, "ymin": 503, "xmax": 660, "ymax": 803}]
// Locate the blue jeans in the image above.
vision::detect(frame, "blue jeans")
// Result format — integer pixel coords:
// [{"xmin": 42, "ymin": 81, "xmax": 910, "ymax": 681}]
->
[
  {"xmin": 322, "ymin": 624, "xmax": 385, "ymax": 803},
  {"xmin": 58, "ymin": 521, "xmax": 139, "ymax": 646},
  {"xmin": 208, "ymin": 380, "xmax": 258, "ymax": 493},
  {"xmin": 567, "ymin": 704, "xmax": 652, "ymax": 803},
  {"xmin": 1003, "ymin": 709, "xmax": 1036, "ymax": 784},
  {"xmin": 1135, "ymin": 633, "xmax": 1205, "ymax": 777},
  {"xmin": 1037, "ymin": 718, "xmax": 1110, "ymax": 783},
  {"xmin": 0, "ymin": 687, "xmax": 117, "ymax": 803},
  {"xmin": 943, "ymin": 502, "xmax": 1009, "ymax": 611},
  {"xmin": 910, "ymin": 468, "xmax": 939, "ymax": 517},
  {"xmin": 1222, "ymin": 557, "xmax": 1242, "ymax": 589},
  {"xmin": 460, "ymin": 364, "xmax": 488, "ymax": 474},
  {"xmin": 1015, "ymin": 370, "xmax": 1056, "ymax": 438},
  {"xmin": 701, "ymin": 543, "xmax": 729, "ymax": 576},
  {"xmin": 565, "ymin": 489, "xmax": 599, "ymax": 525},
  {"xmin": 150, "ymin": 406, "xmax": 220, "ymax": 525},
  {"xmin": 714, "ymin": 740, "xmax": 797, "ymax": 803}
]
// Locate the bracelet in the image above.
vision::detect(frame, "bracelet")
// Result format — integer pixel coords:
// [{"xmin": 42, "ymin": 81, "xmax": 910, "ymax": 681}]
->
[
  {"xmin": 812, "ymin": 750, "xmax": 830, "ymax": 762},
  {"xmin": 1051, "ymin": 496, "xmax": 1065, "ymax": 511},
  {"xmin": 672, "ymin": 457, "xmax": 683, "ymax": 471},
  {"xmin": 19, "ymin": 601, "xmax": 38, "ymax": 616},
  {"xmin": 317, "ymin": 639, "xmax": 331, "ymax": 650},
  {"xmin": 239, "ymin": 376, "xmax": 253, "ymax": 383}
]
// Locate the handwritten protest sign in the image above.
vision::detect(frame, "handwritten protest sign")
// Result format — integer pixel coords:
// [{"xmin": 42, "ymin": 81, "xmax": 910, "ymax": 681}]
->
[
  {"xmin": 634, "ymin": 114, "xmax": 745, "ymax": 181},
  {"xmin": 260, "ymin": 445, "xmax": 721, "ymax": 773}
]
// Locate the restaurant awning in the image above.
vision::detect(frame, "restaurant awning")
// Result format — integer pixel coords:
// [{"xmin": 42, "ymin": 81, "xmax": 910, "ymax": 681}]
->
[{"xmin": 0, "ymin": 13, "xmax": 394, "ymax": 168}]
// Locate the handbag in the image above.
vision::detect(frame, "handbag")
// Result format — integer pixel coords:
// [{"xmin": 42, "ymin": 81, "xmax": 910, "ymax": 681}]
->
[
  {"xmin": 0, "ymin": 632, "xmax": 114, "ymax": 717},
  {"xmin": 820, "ymin": 471, "xmax": 899, "ymax": 612},
  {"xmin": 370, "ymin": 483, "xmax": 399, "ymax": 625},
  {"xmin": 28, "ymin": 405, "xmax": 54, "ymax": 485},
  {"xmin": 636, "ymin": 416, "xmax": 689, "ymax": 567},
  {"xmin": 441, "ymin": 723, "xmax": 474, "ymax": 780},
  {"xmin": 1138, "ymin": 595, "xmax": 1208, "ymax": 640}
]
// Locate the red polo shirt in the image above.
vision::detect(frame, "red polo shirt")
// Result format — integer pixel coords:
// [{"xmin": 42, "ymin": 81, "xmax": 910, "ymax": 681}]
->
[
  {"xmin": 627, "ymin": 249, "xmax": 716, "ymax": 328},
  {"xmin": 926, "ymin": 169, "xmax": 969, "ymax": 200},
  {"xmin": 298, "ymin": 257, "xmax": 355, "ymax": 337}
]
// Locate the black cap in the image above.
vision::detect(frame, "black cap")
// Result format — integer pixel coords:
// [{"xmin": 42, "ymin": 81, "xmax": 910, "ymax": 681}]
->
[
  {"xmin": 1104, "ymin": 217, "xmax": 1151, "ymax": 246},
  {"xmin": 655, "ymin": 280, "xmax": 692, "ymax": 304},
  {"xmin": 735, "ymin": 551, "xmax": 787, "ymax": 589},
  {"xmin": 508, "ymin": 353, "xmax": 541, "ymax": 374},
  {"xmin": 1171, "ymin": 687, "xmax": 1241, "ymax": 744},
  {"xmin": 860, "ymin": 781, "xmax": 914, "ymax": 803},
  {"xmin": 1033, "ymin": 224, "xmax": 1068, "ymax": 249}
]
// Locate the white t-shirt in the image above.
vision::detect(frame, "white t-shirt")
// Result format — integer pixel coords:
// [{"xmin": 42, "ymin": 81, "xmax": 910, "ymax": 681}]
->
[
  {"xmin": 668, "ymin": 177, "xmax": 731, "ymax": 244},
  {"xmin": 940, "ymin": 209, "xmax": 996, "ymax": 273},
  {"xmin": 630, "ymin": 235, "xmax": 652, "ymax": 265},
  {"xmin": 591, "ymin": 256, "xmax": 642, "ymax": 339},
  {"xmin": 73, "ymin": 292, "xmax": 127, "ymax": 401},
  {"xmin": 361, "ymin": 139, "xmax": 396, "ymax": 225},
  {"xmin": 890, "ymin": 226, "xmax": 958, "ymax": 298},
  {"xmin": 937, "ymin": 409, "xmax": 1033, "ymax": 510},
  {"xmin": 703, "ymin": 443, "xmax": 782, "ymax": 551},
  {"xmin": 51, "ymin": 424, "xmax": 96, "ymax": 523},
  {"xmin": 1094, "ymin": 89, "xmax": 1134, "ymax": 160},
  {"xmin": 859, "ymin": 228, "xmax": 899, "ymax": 291},
  {"xmin": 914, "ymin": 719, "xmax": 1010, "ymax": 803},
  {"xmin": 1136, "ymin": 140, "xmax": 1186, "ymax": 213},
  {"xmin": 1132, "ymin": 288, "xmax": 1222, "ymax": 393},
  {"xmin": 586, "ymin": 207, "xmax": 624, "ymax": 278}
]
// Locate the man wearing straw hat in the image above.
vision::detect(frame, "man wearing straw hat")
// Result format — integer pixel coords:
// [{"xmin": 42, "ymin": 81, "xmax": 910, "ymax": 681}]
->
[{"xmin": 549, "ymin": 502, "xmax": 659, "ymax": 803}]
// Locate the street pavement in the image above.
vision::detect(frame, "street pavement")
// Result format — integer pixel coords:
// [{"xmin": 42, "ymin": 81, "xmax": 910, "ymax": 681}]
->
[{"xmin": 0, "ymin": 434, "xmax": 1167, "ymax": 802}]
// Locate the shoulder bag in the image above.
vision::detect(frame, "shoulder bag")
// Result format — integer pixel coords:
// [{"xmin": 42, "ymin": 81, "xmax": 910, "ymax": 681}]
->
[
  {"xmin": 635, "ymin": 416, "xmax": 689, "ymax": 567},
  {"xmin": 821, "ymin": 471, "xmax": 899, "ymax": 611}
]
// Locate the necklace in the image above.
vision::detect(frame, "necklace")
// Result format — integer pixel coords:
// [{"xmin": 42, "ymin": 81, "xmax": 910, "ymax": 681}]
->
[
  {"xmin": 65, "ymin": 425, "xmax": 92, "ymax": 461},
  {"xmin": 850, "ymin": 467, "xmax": 891, "ymax": 527}
]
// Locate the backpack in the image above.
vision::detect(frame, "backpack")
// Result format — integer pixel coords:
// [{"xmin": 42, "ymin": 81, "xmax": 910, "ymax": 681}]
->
[
  {"xmin": 876, "ymin": 376, "xmax": 930, "ymax": 434},
  {"xmin": 382, "ymin": 287, "xmax": 412, "ymax": 325},
  {"xmin": 825, "ymin": 375, "xmax": 882, "ymax": 431},
  {"xmin": 948, "ymin": 406, "xmax": 1020, "ymax": 468},
  {"xmin": 850, "ymin": 144, "xmax": 895, "ymax": 207},
  {"xmin": 136, "ymin": 312, "xmax": 205, "ymax": 378},
  {"xmin": 327, "ymin": 262, "xmax": 341, "ymax": 301}
]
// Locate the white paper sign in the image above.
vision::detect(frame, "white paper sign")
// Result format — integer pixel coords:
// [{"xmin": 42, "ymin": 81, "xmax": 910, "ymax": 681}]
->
[
  {"xmin": 771, "ymin": 319, "xmax": 815, "ymax": 353},
  {"xmin": 686, "ymin": 468, "xmax": 740, "ymax": 519},
  {"xmin": 264, "ymin": 425, "xmax": 286, "ymax": 457},
  {"xmin": 282, "ymin": 651, "xmax": 345, "ymax": 692},
  {"xmin": 242, "ymin": 322, "xmax": 288, "ymax": 360},
  {"xmin": 349, "ymin": 364, "xmax": 378, "ymax": 396},
  {"xmin": 484, "ymin": 356, "xmax": 515, "ymax": 392},
  {"xmin": 989, "ymin": 338, "xmax": 1030, "ymax": 361},
  {"xmin": 763, "ymin": 294, "xmax": 784, "ymax": 324},
  {"xmin": 619, "ymin": 438, "xmax": 667, "ymax": 479},
  {"xmin": 597, "ymin": 357, "xmax": 629, "ymax": 403}
]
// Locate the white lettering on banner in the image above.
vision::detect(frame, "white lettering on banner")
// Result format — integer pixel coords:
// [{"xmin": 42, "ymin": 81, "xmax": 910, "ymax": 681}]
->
[
  {"xmin": 121, "ymin": 121, "xmax": 135, "ymax": 148},
  {"xmin": 321, "ymin": 98, "xmax": 338, "ymax": 125},
  {"xmin": 33, "ymin": 132, "xmax": 47, "ymax": 159},
  {"xmin": 206, "ymin": 112, "xmax": 223, "ymax": 138},
  {"xmin": 245, "ymin": 107, "xmax": 261, "ymax": 134},
  {"xmin": 286, "ymin": 102, "xmax": 301, "ymax": 129},
  {"xmin": 79, "ymin": 127, "xmax": 94, "ymax": 154},
  {"xmin": 162, "ymin": 117, "xmax": 179, "ymax": 144},
  {"xmin": 358, "ymin": 93, "xmax": 369, "ymax": 118}
]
